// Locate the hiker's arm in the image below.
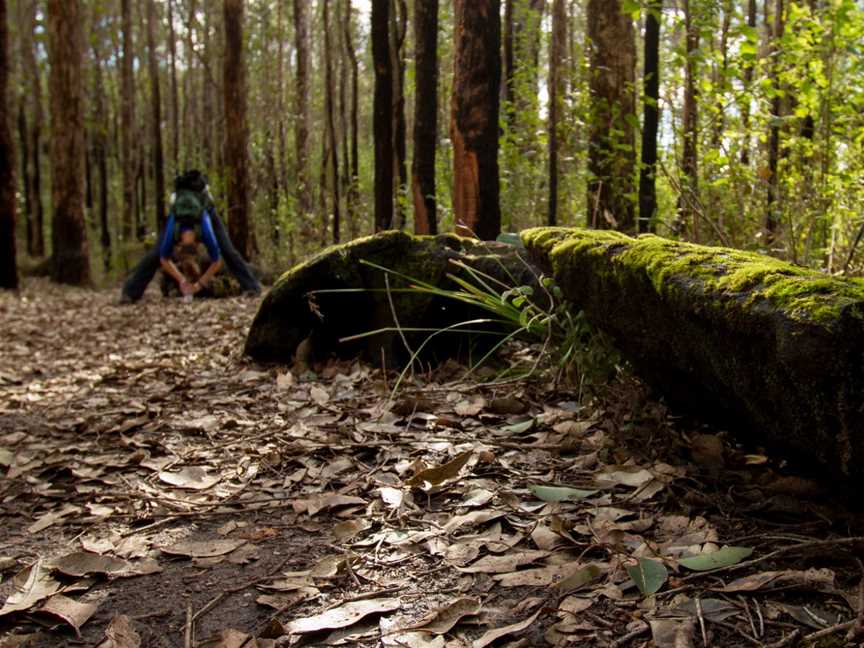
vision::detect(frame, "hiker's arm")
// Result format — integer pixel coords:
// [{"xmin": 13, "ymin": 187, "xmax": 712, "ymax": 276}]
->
[
  {"xmin": 159, "ymin": 213, "xmax": 192, "ymax": 293},
  {"xmin": 193, "ymin": 257, "xmax": 223, "ymax": 293}
]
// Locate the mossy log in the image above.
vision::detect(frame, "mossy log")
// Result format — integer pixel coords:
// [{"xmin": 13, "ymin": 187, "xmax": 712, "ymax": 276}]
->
[
  {"xmin": 523, "ymin": 226, "xmax": 864, "ymax": 481},
  {"xmin": 244, "ymin": 231, "xmax": 539, "ymax": 366}
]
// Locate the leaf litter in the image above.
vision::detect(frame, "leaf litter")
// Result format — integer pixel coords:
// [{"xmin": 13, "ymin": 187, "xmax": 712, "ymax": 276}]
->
[{"xmin": 0, "ymin": 281, "xmax": 863, "ymax": 646}]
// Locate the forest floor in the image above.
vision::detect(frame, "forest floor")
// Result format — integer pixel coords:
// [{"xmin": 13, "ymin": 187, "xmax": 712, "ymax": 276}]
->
[{"xmin": 1, "ymin": 280, "xmax": 863, "ymax": 648}]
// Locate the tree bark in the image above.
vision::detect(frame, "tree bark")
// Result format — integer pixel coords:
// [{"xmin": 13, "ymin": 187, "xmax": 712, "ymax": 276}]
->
[
  {"xmin": 223, "ymin": 0, "xmax": 254, "ymax": 260},
  {"xmin": 411, "ymin": 0, "xmax": 438, "ymax": 235},
  {"xmin": 341, "ymin": 0, "xmax": 359, "ymax": 238},
  {"xmin": 677, "ymin": 0, "xmax": 700, "ymax": 239},
  {"xmin": 47, "ymin": 0, "xmax": 90, "ymax": 285},
  {"xmin": 451, "ymin": 0, "xmax": 501, "ymax": 241},
  {"xmin": 740, "ymin": 0, "xmax": 757, "ymax": 166},
  {"xmin": 372, "ymin": 0, "xmax": 394, "ymax": 231},
  {"xmin": 90, "ymin": 30, "xmax": 111, "ymax": 271},
  {"xmin": 323, "ymin": 0, "xmax": 341, "ymax": 243},
  {"xmin": 0, "ymin": 0, "xmax": 17, "ymax": 290},
  {"xmin": 638, "ymin": 0, "xmax": 661, "ymax": 233},
  {"xmin": 293, "ymin": 0, "xmax": 311, "ymax": 221},
  {"xmin": 147, "ymin": 0, "xmax": 166, "ymax": 231},
  {"xmin": 17, "ymin": 101, "xmax": 32, "ymax": 256},
  {"xmin": 182, "ymin": 0, "xmax": 198, "ymax": 168},
  {"xmin": 502, "ymin": 0, "xmax": 514, "ymax": 117},
  {"xmin": 168, "ymin": 0, "xmax": 180, "ymax": 171},
  {"xmin": 389, "ymin": 0, "xmax": 408, "ymax": 229},
  {"xmin": 586, "ymin": 0, "xmax": 636, "ymax": 232},
  {"xmin": 18, "ymin": 0, "xmax": 44, "ymax": 257},
  {"xmin": 547, "ymin": 0, "xmax": 567, "ymax": 227},
  {"xmin": 766, "ymin": 0, "xmax": 785, "ymax": 241},
  {"xmin": 121, "ymin": 0, "xmax": 136, "ymax": 244}
]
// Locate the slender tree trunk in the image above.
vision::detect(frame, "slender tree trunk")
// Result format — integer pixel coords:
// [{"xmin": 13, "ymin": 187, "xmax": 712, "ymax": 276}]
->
[
  {"xmin": 451, "ymin": 0, "xmax": 501, "ymax": 240},
  {"xmin": 18, "ymin": 0, "xmax": 44, "ymax": 257},
  {"xmin": 502, "ymin": 0, "xmax": 514, "ymax": 120},
  {"xmin": 337, "ymin": 1, "xmax": 350, "ymax": 232},
  {"xmin": 323, "ymin": 0, "xmax": 341, "ymax": 243},
  {"xmin": 147, "ymin": 0, "xmax": 166, "ymax": 231},
  {"xmin": 343, "ymin": 0, "xmax": 360, "ymax": 238},
  {"xmin": 17, "ymin": 102, "xmax": 32, "ymax": 256},
  {"xmin": 0, "ymin": 0, "xmax": 17, "ymax": 290},
  {"xmin": 372, "ymin": 0, "xmax": 394, "ymax": 231},
  {"xmin": 276, "ymin": 0, "xmax": 287, "ymax": 230},
  {"xmin": 547, "ymin": 0, "xmax": 567, "ymax": 226},
  {"xmin": 712, "ymin": 1, "xmax": 732, "ymax": 148},
  {"xmin": 740, "ymin": 0, "xmax": 757, "ymax": 166},
  {"xmin": 638, "ymin": 0, "xmax": 661, "ymax": 233},
  {"xmin": 412, "ymin": 0, "xmax": 438, "ymax": 235},
  {"xmin": 168, "ymin": 0, "xmax": 180, "ymax": 171},
  {"xmin": 47, "ymin": 0, "xmax": 90, "ymax": 285},
  {"xmin": 389, "ymin": 0, "xmax": 408, "ymax": 229},
  {"xmin": 90, "ymin": 31, "xmax": 111, "ymax": 271},
  {"xmin": 293, "ymin": 0, "xmax": 311, "ymax": 223},
  {"xmin": 766, "ymin": 0, "xmax": 784, "ymax": 241},
  {"xmin": 223, "ymin": 0, "xmax": 254, "ymax": 260},
  {"xmin": 586, "ymin": 0, "xmax": 636, "ymax": 231},
  {"xmin": 676, "ymin": 0, "xmax": 700, "ymax": 239},
  {"xmin": 121, "ymin": 0, "xmax": 136, "ymax": 245}
]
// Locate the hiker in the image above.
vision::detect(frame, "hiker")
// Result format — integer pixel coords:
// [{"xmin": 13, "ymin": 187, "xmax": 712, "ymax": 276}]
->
[
  {"xmin": 119, "ymin": 170, "xmax": 261, "ymax": 303},
  {"xmin": 159, "ymin": 226, "xmax": 221, "ymax": 299}
]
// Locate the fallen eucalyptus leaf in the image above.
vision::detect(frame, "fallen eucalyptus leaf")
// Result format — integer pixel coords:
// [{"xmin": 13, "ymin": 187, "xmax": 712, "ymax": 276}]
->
[
  {"xmin": 160, "ymin": 539, "xmax": 246, "ymax": 558},
  {"xmin": 678, "ymin": 546, "xmax": 753, "ymax": 571},
  {"xmin": 473, "ymin": 608, "xmax": 542, "ymax": 648},
  {"xmin": 288, "ymin": 598, "xmax": 402, "ymax": 634},
  {"xmin": 96, "ymin": 615, "xmax": 141, "ymax": 648},
  {"xmin": 626, "ymin": 558, "xmax": 668, "ymax": 595},
  {"xmin": 0, "ymin": 560, "xmax": 62, "ymax": 617},
  {"xmin": 529, "ymin": 484, "xmax": 597, "ymax": 503},
  {"xmin": 37, "ymin": 594, "xmax": 98, "ymax": 636}
]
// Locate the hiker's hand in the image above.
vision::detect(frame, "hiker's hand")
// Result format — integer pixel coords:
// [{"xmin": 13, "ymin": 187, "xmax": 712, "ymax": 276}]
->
[
  {"xmin": 179, "ymin": 280, "xmax": 194, "ymax": 296},
  {"xmin": 191, "ymin": 282, "xmax": 203, "ymax": 295}
]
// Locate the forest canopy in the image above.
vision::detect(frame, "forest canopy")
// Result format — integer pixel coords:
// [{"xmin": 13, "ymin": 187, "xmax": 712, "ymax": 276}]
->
[{"xmin": 2, "ymin": 0, "xmax": 864, "ymax": 290}]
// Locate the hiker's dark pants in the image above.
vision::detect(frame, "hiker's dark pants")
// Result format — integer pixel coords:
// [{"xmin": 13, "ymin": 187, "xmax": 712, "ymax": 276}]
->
[{"xmin": 121, "ymin": 212, "xmax": 261, "ymax": 301}]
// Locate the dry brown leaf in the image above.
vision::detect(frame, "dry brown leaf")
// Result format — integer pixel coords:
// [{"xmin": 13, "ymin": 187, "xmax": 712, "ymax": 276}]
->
[
  {"xmin": 399, "ymin": 597, "xmax": 481, "ymax": 635},
  {"xmin": 288, "ymin": 598, "xmax": 402, "ymax": 634},
  {"xmin": 157, "ymin": 465, "xmax": 220, "ymax": 490},
  {"xmin": 472, "ymin": 608, "xmax": 542, "ymax": 648},
  {"xmin": 256, "ymin": 590, "xmax": 315, "ymax": 611},
  {"xmin": 36, "ymin": 594, "xmax": 98, "ymax": 636},
  {"xmin": 27, "ymin": 504, "xmax": 81, "ymax": 534},
  {"xmin": 648, "ymin": 618, "xmax": 696, "ymax": 648},
  {"xmin": 457, "ymin": 550, "xmax": 549, "ymax": 574},
  {"xmin": 96, "ymin": 615, "xmax": 141, "ymax": 648},
  {"xmin": 717, "ymin": 568, "xmax": 836, "ymax": 593},
  {"xmin": 0, "ymin": 560, "xmax": 62, "ymax": 617},
  {"xmin": 406, "ymin": 451, "xmax": 474, "ymax": 491},
  {"xmin": 160, "ymin": 538, "xmax": 246, "ymax": 558},
  {"xmin": 51, "ymin": 552, "xmax": 130, "ymax": 578}
]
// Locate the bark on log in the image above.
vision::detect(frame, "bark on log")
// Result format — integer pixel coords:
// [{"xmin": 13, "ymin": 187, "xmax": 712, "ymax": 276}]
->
[
  {"xmin": 245, "ymin": 232, "xmax": 538, "ymax": 366},
  {"xmin": 523, "ymin": 226, "xmax": 864, "ymax": 482}
]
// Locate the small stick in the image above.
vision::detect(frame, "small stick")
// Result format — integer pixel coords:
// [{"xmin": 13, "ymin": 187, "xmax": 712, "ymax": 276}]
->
[
  {"xmin": 765, "ymin": 630, "xmax": 801, "ymax": 648},
  {"xmin": 184, "ymin": 604, "xmax": 193, "ymax": 648},
  {"xmin": 610, "ymin": 625, "xmax": 649, "ymax": 647},
  {"xmin": 801, "ymin": 620, "xmax": 855, "ymax": 643},
  {"xmin": 696, "ymin": 598, "xmax": 708, "ymax": 647}
]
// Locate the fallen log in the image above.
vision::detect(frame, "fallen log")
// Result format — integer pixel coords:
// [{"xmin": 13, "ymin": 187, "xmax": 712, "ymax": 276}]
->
[
  {"xmin": 523, "ymin": 227, "xmax": 864, "ymax": 482},
  {"xmin": 244, "ymin": 231, "xmax": 538, "ymax": 366}
]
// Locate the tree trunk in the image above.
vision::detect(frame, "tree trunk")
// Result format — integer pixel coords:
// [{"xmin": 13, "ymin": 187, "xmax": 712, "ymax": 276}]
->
[
  {"xmin": 766, "ymin": 0, "xmax": 784, "ymax": 241},
  {"xmin": 502, "ymin": 0, "xmax": 514, "ymax": 119},
  {"xmin": 323, "ymin": 0, "xmax": 341, "ymax": 243},
  {"xmin": 147, "ymin": 0, "xmax": 166, "ymax": 231},
  {"xmin": 183, "ymin": 0, "xmax": 198, "ymax": 168},
  {"xmin": 547, "ymin": 0, "xmax": 566, "ymax": 227},
  {"xmin": 740, "ymin": 0, "xmax": 757, "ymax": 166},
  {"xmin": 638, "ymin": 0, "xmax": 661, "ymax": 233},
  {"xmin": 121, "ymin": 0, "xmax": 136, "ymax": 245},
  {"xmin": 168, "ymin": 0, "xmax": 180, "ymax": 171},
  {"xmin": 223, "ymin": 0, "xmax": 253, "ymax": 260},
  {"xmin": 677, "ymin": 0, "xmax": 700, "ymax": 239},
  {"xmin": 17, "ymin": 101, "xmax": 32, "ymax": 256},
  {"xmin": 47, "ymin": 0, "xmax": 90, "ymax": 285},
  {"xmin": 411, "ymin": 0, "xmax": 438, "ymax": 235},
  {"xmin": 389, "ymin": 0, "xmax": 408, "ymax": 229},
  {"xmin": 586, "ymin": 0, "xmax": 636, "ymax": 232},
  {"xmin": 19, "ymin": 0, "xmax": 44, "ymax": 257},
  {"xmin": 0, "ymin": 0, "xmax": 17, "ymax": 290},
  {"xmin": 451, "ymin": 0, "xmax": 501, "ymax": 240},
  {"xmin": 91, "ymin": 31, "xmax": 111, "ymax": 271},
  {"xmin": 372, "ymin": 0, "xmax": 394, "ymax": 231},
  {"xmin": 293, "ymin": 0, "xmax": 311, "ymax": 222},
  {"xmin": 343, "ymin": 0, "xmax": 360, "ymax": 239}
]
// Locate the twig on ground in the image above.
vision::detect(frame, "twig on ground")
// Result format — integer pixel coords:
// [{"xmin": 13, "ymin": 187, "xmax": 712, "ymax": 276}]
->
[
  {"xmin": 765, "ymin": 630, "xmax": 801, "ymax": 648},
  {"xmin": 801, "ymin": 620, "xmax": 855, "ymax": 643},
  {"xmin": 610, "ymin": 625, "xmax": 649, "ymax": 647},
  {"xmin": 184, "ymin": 604, "xmax": 193, "ymax": 648},
  {"xmin": 696, "ymin": 597, "xmax": 709, "ymax": 647}
]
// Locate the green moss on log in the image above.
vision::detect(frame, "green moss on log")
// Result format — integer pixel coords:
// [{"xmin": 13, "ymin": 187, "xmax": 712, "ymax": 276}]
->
[{"xmin": 522, "ymin": 226, "xmax": 864, "ymax": 482}]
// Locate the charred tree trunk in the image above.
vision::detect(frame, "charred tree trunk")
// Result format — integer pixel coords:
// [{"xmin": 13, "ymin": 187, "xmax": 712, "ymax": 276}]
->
[
  {"xmin": 0, "ymin": 0, "xmax": 17, "ymax": 289},
  {"xmin": 547, "ymin": 0, "xmax": 567, "ymax": 227},
  {"xmin": 372, "ymin": 0, "xmax": 394, "ymax": 231},
  {"xmin": 47, "ymin": 0, "xmax": 90, "ymax": 285},
  {"xmin": 638, "ymin": 0, "xmax": 661, "ymax": 233},
  {"xmin": 451, "ymin": 0, "xmax": 501, "ymax": 240},
  {"xmin": 766, "ymin": 0, "xmax": 785, "ymax": 241},
  {"xmin": 323, "ymin": 0, "xmax": 341, "ymax": 243},
  {"xmin": 586, "ymin": 0, "xmax": 636, "ymax": 231},
  {"xmin": 168, "ymin": 0, "xmax": 180, "ymax": 171},
  {"xmin": 223, "ymin": 0, "xmax": 254, "ymax": 260},
  {"xmin": 411, "ymin": 0, "xmax": 438, "ymax": 235},
  {"xmin": 147, "ymin": 0, "xmax": 166, "ymax": 231},
  {"xmin": 293, "ymin": 0, "xmax": 311, "ymax": 223},
  {"xmin": 120, "ymin": 0, "xmax": 136, "ymax": 244}
]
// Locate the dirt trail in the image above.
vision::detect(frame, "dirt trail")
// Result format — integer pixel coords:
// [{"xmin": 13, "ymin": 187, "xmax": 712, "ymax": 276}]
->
[{"xmin": 0, "ymin": 281, "xmax": 862, "ymax": 647}]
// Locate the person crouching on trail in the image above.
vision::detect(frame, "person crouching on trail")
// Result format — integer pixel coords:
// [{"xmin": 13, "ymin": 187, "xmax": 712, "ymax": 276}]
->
[{"xmin": 160, "ymin": 211, "xmax": 223, "ymax": 299}]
